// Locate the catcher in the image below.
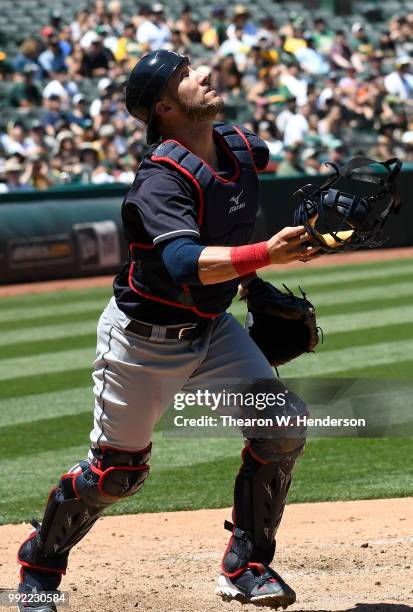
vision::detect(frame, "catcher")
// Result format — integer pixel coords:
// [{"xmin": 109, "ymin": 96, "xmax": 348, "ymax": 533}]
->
[{"xmin": 16, "ymin": 51, "xmax": 322, "ymax": 611}]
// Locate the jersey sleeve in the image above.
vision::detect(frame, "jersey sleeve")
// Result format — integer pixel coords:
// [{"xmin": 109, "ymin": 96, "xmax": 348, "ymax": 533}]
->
[{"xmin": 126, "ymin": 171, "xmax": 201, "ymax": 246}]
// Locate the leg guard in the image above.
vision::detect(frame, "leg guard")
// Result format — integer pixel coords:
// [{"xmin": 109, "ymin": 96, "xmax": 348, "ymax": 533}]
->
[
  {"xmin": 221, "ymin": 436, "xmax": 305, "ymax": 578},
  {"xmin": 18, "ymin": 444, "xmax": 151, "ymax": 575}
]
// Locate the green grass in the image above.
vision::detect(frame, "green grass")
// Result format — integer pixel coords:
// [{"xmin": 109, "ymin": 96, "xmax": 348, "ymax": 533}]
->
[
  {"xmin": 0, "ymin": 257, "xmax": 412, "ymax": 525},
  {"xmin": 1, "ymin": 435, "xmax": 411, "ymax": 524}
]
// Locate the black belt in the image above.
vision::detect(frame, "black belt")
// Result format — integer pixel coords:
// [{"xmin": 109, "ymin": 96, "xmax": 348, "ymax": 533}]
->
[{"xmin": 126, "ymin": 319, "xmax": 208, "ymax": 340}]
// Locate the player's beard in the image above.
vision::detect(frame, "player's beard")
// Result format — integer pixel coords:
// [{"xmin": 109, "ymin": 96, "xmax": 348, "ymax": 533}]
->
[{"xmin": 176, "ymin": 95, "xmax": 224, "ymax": 122}]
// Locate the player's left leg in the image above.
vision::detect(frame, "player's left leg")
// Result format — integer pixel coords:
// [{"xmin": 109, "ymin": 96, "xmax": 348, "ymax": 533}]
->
[
  {"xmin": 216, "ymin": 435, "xmax": 305, "ymax": 608},
  {"xmin": 186, "ymin": 312, "xmax": 306, "ymax": 608}
]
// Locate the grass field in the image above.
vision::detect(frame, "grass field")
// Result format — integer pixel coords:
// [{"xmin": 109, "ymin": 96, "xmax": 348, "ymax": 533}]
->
[{"xmin": 1, "ymin": 257, "xmax": 412, "ymax": 525}]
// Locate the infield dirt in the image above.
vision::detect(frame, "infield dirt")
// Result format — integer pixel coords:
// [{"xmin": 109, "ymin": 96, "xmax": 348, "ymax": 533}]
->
[{"xmin": 1, "ymin": 497, "xmax": 412, "ymax": 611}]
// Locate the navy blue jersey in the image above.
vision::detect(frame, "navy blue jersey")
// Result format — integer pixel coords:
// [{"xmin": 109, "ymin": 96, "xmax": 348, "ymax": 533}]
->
[{"xmin": 114, "ymin": 125, "xmax": 268, "ymax": 324}]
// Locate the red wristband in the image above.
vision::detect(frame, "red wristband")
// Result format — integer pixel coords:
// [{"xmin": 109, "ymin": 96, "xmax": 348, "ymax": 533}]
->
[{"xmin": 230, "ymin": 242, "xmax": 271, "ymax": 277}]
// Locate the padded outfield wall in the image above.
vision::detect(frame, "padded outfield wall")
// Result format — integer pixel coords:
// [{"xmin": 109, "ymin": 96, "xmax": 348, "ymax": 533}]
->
[{"xmin": 0, "ymin": 173, "xmax": 412, "ymax": 284}]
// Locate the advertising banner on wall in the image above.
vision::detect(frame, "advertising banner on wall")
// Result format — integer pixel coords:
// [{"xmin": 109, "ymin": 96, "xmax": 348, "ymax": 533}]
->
[{"xmin": 73, "ymin": 220, "xmax": 121, "ymax": 270}]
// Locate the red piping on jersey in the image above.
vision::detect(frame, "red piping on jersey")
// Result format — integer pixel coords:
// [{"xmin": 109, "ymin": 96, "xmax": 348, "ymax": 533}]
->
[
  {"xmin": 151, "ymin": 153, "xmax": 205, "ymax": 226},
  {"xmin": 233, "ymin": 126, "xmax": 268, "ymax": 173},
  {"xmin": 130, "ymin": 241, "xmax": 154, "ymax": 251},
  {"xmin": 128, "ymin": 262, "xmax": 217, "ymax": 318}
]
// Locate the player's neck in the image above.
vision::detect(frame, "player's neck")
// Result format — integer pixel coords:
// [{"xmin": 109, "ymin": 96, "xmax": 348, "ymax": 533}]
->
[{"xmin": 165, "ymin": 123, "xmax": 218, "ymax": 170}]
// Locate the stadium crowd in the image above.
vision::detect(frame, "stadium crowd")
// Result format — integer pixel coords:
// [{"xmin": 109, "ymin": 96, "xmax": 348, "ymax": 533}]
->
[{"xmin": 1, "ymin": 0, "xmax": 413, "ymax": 191}]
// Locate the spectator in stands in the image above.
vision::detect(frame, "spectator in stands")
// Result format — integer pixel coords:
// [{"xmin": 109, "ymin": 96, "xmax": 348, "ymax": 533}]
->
[
  {"xmin": 320, "ymin": 143, "xmax": 347, "ymax": 173},
  {"xmin": 276, "ymin": 145, "xmax": 305, "ymax": 176},
  {"xmin": 89, "ymin": 78, "xmax": 116, "ymax": 118},
  {"xmin": 38, "ymin": 35, "xmax": 67, "ymax": 78},
  {"xmin": 318, "ymin": 102, "xmax": 343, "ymax": 142},
  {"xmin": 13, "ymin": 39, "xmax": 42, "ymax": 78},
  {"xmin": 70, "ymin": 8, "xmax": 92, "ymax": 42},
  {"xmin": 283, "ymin": 25, "xmax": 307, "ymax": 55},
  {"xmin": 384, "ymin": 56, "xmax": 413, "ymax": 101},
  {"xmin": 136, "ymin": 3, "xmax": 171, "ymax": 52},
  {"xmin": 312, "ymin": 17, "xmax": 334, "ymax": 54},
  {"xmin": 175, "ymin": 5, "xmax": 202, "ymax": 45},
  {"xmin": 257, "ymin": 16, "xmax": 279, "ymax": 48},
  {"xmin": 115, "ymin": 23, "xmax": 142, "ymax": 67},
  {"xmin": 65, "ymin": 43, "xmax": 86, "ymax": 79},
  {"xmin": 226, "ymin": 5, "xmax": 258, "ymax": 47},
  {"xmin": 49, "ymin": 10, "xmax": 63, "ymax": 34},
  {"xmin": 257, "ymin": 120, "xmax": 283, "ymax": 158},
  {"xmin": 80, "ymin": 33, "xmax": 115, "ymax": 77},
  {"xmin": 68, "ymin": 94, "xmax": 92, "ymax": 132},
  {"xmin": 108, "ymin": 0, "xmax": 125, "ymax": 37},
  {"xmin": 42, "ymin": 67, "xmax": 79, "ymax": 103},
  {"xmin": 378, "ymin": 30, "xmax": 396, "ymax": 58},
  {"xmin": 20, "ymin": 154, "xmax": 56, "ymax": 190},
  {"xmin": 279, "ymin": 62, "xmax": 308, "ymax": 105},
  {"xmin": 169, "ymin": 29, "xmax": 189, "ymax": 55},
  {"xmin": 2, "ymin": 157, "xmax": 33, "ymax": 192},
  {"xmin": 391, "ymin": 16, "xmax": 413, "ymax": 57},
  {"xmin": 210, "ymin": 57, "xmax": 241, "ymax": 96},
  {"xmin": 28, "ymin": 121, "xmax": 55, "ymax": 155},
  {"xmin": 200, "ymin": 6, "xmax": 228, "ymax": 50},
  {"xmin": 302, "ymin": 148, "xmax": 321, "ymax": 175},
  {"xmin": 246, "ymin": 65, "xmax": 284, "ymax": 105},
  {"xmin": 330, "ymin": 30, "xmax": 353, "ymax": 70},
  {"xmin": 6, "ymin": 64, "xmax": 42, "ymax": 107},
  {"xmin": 92, "ymin": 0, "xmax": 107, "ymax": 28},
  {"xmin": 0, "ymin": 121, "xmax": 34, "ymax": 157},
  {"xmin": 216, "ymin": 27, "xmax": 250, "ymax": 72},
  {"xmin": 58, "ymin": 26, "xmax": 74, "ymax": 58},
  {"xmin": 41, "ymin": 94, "xmax": 66, "ymax": 134},
  {"xmin": 276, "ymin": 97, "xmax": 309, "ymax": 146},
  {"xmin": 294, "ymin": 35, "xmax": 329, "ymax": 76}
]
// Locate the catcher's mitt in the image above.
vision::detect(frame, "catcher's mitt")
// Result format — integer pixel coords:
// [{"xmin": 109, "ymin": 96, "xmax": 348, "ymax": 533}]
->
[
  {"xmin": 243, "ymin": 277, "xmax": 320, "ymax": 367},
  {"xmin": 293, "ymin": 156, "xmax": 402, "ymax": 253}
]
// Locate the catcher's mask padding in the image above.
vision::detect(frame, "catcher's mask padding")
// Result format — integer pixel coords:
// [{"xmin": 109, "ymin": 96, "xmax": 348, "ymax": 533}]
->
[{"xmin": 293, "ymin": 156, "xmax": 402, "ymax": 252}]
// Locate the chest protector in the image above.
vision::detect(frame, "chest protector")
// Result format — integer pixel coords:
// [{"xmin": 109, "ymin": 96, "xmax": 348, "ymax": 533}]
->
[{"xmin": 128, "ymin": 123, "xmax": 269, "ymax": 318}]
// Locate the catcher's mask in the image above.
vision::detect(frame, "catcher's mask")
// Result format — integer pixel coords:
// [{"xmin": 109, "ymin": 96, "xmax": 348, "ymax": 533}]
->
[{"xmin": 293, "ymin": 156, "xmax": 402, "ymax": 252}]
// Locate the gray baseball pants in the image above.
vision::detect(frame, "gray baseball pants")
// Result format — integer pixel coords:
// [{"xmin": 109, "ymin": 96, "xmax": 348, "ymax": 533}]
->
[{"xmin": 90, "ymin": 296, "xmax": 279, "ymax": 451}]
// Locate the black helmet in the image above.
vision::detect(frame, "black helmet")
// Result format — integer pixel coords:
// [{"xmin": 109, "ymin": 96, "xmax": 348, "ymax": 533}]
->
[{"xmin": 125, "ymin": 50, "xmax": 187, "ymax": 144}]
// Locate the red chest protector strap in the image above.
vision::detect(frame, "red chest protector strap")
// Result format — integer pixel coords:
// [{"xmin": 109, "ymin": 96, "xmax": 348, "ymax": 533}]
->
[{"xmin": 150, "ymin": 123, "xmax": 268, "ymax": 226}]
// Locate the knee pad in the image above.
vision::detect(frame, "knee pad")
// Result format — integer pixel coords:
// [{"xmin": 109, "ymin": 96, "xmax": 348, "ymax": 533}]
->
[
  {"xmin": 18, "ymin": 444, "xmax": 151, "ymax": 574},
  {"xmin": 247, "ymin": 436, "xmax": 306, "ymax": 463},
  {"xmin": 76, "ymin": 445, "xmax": 152, "ymax": 503}
]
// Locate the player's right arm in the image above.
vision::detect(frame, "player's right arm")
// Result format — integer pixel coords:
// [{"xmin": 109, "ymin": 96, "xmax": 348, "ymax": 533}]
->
[
  {"xmin": 197, "ymin": 226, "xmax": 321, "ymax": 285},
  {"xmin": 159, "ymin": 227, "xmax": 321, "ymax": 288}
]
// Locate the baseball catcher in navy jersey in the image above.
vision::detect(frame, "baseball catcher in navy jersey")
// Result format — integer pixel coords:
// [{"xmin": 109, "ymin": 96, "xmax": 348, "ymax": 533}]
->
[{"xmin": 16, "ymin": 51, "xmax": 322, "ymax": 611}]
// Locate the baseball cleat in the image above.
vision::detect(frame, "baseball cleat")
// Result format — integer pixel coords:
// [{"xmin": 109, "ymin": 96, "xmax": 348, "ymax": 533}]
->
[
  {"xmin": 17, "ymin": 568, "xmax": 60, "ymax": 612},
  {"xmin": 215, "ymin": 563, "xmax": 296, "ymax": 609}
]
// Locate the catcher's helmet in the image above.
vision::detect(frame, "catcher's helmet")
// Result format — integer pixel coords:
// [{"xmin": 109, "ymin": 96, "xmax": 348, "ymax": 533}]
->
[
  {"xmin": 125, "ymin": 50, "xmax": 187, "ymax": 144},
  {"xmin": 293, "ymin": 156, "xmax": 402, "ymax": 252}
]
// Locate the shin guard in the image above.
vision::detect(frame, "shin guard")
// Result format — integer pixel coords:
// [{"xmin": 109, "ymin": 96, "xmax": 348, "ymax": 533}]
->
[
  {"xmin": 18, "ymin": 445, "xmax": 151, "ymax": 575},
  {"xmin": 221, "ymin": 438, "xmax": 305, "ymax": 577}
]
